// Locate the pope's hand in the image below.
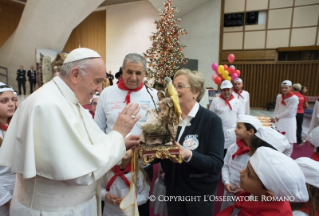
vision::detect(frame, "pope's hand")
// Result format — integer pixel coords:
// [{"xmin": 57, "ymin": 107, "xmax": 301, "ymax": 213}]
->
[
  {"xmin": 113, "ymin": 103, "xmax": 141, "ymax": 138},
  {"xmin": 125, "ymin": 135, "xmax": 140, "ymax": 150}
]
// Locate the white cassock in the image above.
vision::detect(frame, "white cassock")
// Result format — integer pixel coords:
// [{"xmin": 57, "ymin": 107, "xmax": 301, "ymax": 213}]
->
[
  {"xmin": 0, "ymin": 76, "xmax": 126, "ymax": 216},
  {"xmin": 232, "ymin": 90, "xmax": 250, "ymax": 115},
  {"xmin": 273, "ymin": 94, "xmax": 299, "ymax": 145},
  {"xmin": 209, "ymin": 97, "xmax": 244, "ymax": 149},
  {"xmin": 309, "ymin": 100, "xmax": 319, "ymax": 133},
  {"xmin": 0, "ymin": 129, "xmax": 16, "ymax": 216}
]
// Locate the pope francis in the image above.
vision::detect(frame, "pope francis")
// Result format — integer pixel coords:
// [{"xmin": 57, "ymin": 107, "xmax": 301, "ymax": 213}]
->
[{"xmin": 0, "ymin": 48, "xmax": 141, "ymax": 216}]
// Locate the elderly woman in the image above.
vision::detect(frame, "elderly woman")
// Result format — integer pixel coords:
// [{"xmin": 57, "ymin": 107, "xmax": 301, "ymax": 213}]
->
[{"xmin": 160, "ymin": 69, "xmax": 224, "ymax": 216}]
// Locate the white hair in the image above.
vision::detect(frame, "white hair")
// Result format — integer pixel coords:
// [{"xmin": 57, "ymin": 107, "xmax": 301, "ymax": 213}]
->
[
  {"xmin": 59, "ymin": 58, "xmax": 93, "ymax": 77},
  {"xmin": 122, "ymin": 53, "xmax": 147, "ymax": 72}
]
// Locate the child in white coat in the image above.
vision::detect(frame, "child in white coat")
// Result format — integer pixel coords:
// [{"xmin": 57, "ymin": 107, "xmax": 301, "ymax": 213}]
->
[
  {"xmin": 101, "ymin": 149, "xmax": 150, "ymax": 216},
  {"xmin": 221, "ymin": 115, "xmax": 262, "ymax": 213},
  {"xmin": 0, "ymin": 84, "xmax": 16, "ymax": 216}
]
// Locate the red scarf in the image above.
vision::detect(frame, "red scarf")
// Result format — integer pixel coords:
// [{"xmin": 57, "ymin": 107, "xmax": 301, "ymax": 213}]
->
[
  {"xmin": 219, "ymin": 95, "xmax": 235, "ymax": 110},
  {"xmin": 234, "ymin": 89, "xmax": 244, "ymax": 99},
  {"xmin": 89, "ymin": 111, "xmax": 94, "ymax": 119},
  {"xmin": 232, "ymin": 140, "xmax": 250, "ymax": 160},
  {"xmin": 311, "ymin": 152, "xmax": 319, "ymax": 162},
  {"xmin": 106, "ymin": 162, "xmax": 132, "ymax": 191},
  {"xmin": 217, "ymin": 191, "xmax": 292, "ymax": 216},
  {"xmin": 0, "ymin": 124, "xmax": 8, "ymax": 131},
  {"xmin": 117, "ymin": 79, "xmax": 144, "ymax": 104},
  {"xmin": 299, "ymin": 202, "xmax": 319, "ymax": 216},
  {"xmin": 281, "ymin": 91, "xmax": 294, "ymax": 105}
]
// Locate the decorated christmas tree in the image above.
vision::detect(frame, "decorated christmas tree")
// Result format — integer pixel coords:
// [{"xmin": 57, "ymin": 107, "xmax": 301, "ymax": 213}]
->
[{"xmin": 143, "ymin": 0, "xmax": 188, "ymax": 84}]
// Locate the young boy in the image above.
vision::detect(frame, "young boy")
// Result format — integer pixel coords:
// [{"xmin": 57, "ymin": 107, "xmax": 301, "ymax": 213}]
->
[
  {"xmin": 218, "ymin": 147, "xmax": 309, "ymax": 216},
  {"xmin": 306, "ymin": 126, "xmax": 319, "ymax": 162},
  {"xmin": 221, "ymin": 115, "xmax": 262, "ymax": 212},
  {"xmin": 249, "ymin": 126, "xmax": 291, "ymax": 156}
]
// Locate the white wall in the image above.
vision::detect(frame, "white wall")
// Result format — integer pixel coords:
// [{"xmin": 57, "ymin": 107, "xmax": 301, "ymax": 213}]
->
[
  {"xmin": 105, "ymin": 2, "xmax": 158, "ymax": 75},
  {"xmin": 179, "ymin": 0, "xmax": 221, "ymax": 89}
]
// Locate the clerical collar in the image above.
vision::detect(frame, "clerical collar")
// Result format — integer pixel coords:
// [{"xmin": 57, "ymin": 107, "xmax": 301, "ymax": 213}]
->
[{"xmin": 53, "ymin": 76, "xmax": 79, "ymax": 104}]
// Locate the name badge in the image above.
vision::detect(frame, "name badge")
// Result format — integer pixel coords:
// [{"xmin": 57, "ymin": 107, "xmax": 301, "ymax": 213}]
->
[{"xmin": 183, "ymin": 134, "xmax": 199, "ymax": 150}]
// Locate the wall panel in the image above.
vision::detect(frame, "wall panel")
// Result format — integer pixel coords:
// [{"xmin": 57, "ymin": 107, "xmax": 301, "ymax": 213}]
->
[
  {"xmin": 269, "ymin": 0, "xmax": 293, "ymax": 9},
  {"xmin": 223, "ymin": 32, "xmax": 243, "ymax": 50},
  {"xmin": 295, "ymin": 0, "xmax": 319, "ymax": 6},
  {"xmin": 268, "ymin": 8, "xmax": 292, "ymax": 29},
  {"xmin": 292, "ymin": 5, "xmax": 319, "ymax": 27},
  {"xmin": 246, "ymin": 0, "xmax": 268, "ymax": 11},
  {"xmin": 244, "ymin": 31, "xmax": 266, "ymax": 49},
  {"xmin": 224, "ymin": 0, "xmax": 245, "ymax": 13},
  {"xmin": 0, "ymin": 0, "xmax": 25, "ymax": 49},
  {"xmin": 63, "ymin": 11, "xmax": 106, "ymax": 62},
  {"xmin": 266, "ymin": 29, "xmax": 290, "ymax": 48},
  {"xmin": 290, "ymin": 27, "xmax": 317, "ymax": 47}
]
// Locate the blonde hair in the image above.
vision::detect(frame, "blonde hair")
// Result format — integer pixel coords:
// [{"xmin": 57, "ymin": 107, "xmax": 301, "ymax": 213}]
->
[{"xmin": 174, "ymin": 68, "xmax": 206, "ymax": 102}]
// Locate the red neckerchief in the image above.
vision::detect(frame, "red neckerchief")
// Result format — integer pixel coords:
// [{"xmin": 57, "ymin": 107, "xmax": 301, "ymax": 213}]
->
[
  {"xmin": 89, "ymin": 111, "xmax": 94, "ymax": 119},
  {"xmin": 219, "ymin": 95, "xmax": 235, "ymax": 110},
  {"xmin": 311, "ymin": 152, "xmax": 319, "ymax": 162},
  {"xmin": 234, "ymin": 89, "xmax": 244, "ymax": 99},
  {"xmin": 281, "ymin": 91, "xmax": 294, "ymax": 105},
  {"xmin": 232, "ymin": 140, "xmax": 250, "ymax": 160},
  {"xmin": 106, "ymin": 162, "xmax": 132, "ymax": 191},
  {"xmin": 0, "ymin": 119, "xmax": 10, "ymax": 131},
  {"xmin": 277, "ymin": 130, "xmax": 286, "ymax": 135},
  {"xmin": 217, "ymin": 191, "xmax": 293, "ymax": 216},
  {"xmin": 299, "ymin": 202, "xmax": 319, "ymax": 216},
  {"xmin": 117, "ymin": 79, "xmax": 144, "ymax": 104}
]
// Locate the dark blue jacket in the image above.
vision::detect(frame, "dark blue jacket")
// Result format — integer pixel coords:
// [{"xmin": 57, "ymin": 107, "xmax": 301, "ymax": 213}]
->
[{"xmin": 161, "ymin": 105, "xmax": 224, "ymax": 196}]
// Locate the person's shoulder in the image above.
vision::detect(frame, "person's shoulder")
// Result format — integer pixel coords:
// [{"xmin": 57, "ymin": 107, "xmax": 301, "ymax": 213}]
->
[
  {"xmin": 227, "ymin": 143, "xmax": 238, "ymax": 153},
  {"xmin": 200, "ymin": 106, "xmax": 221, "ymax": 120},
  {"xmin": 243, "ymin": 90, "xmax": 249, "ymax": 95}
]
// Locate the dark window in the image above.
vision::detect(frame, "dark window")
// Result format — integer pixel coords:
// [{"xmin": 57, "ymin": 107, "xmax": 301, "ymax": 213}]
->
[
  {"xmin": 224, "ymin": 13, "xmax": 244, "ymax": 27},
  {"xmin": 245, "ymin": 12, "xmax": 259, "ymax": 25}
]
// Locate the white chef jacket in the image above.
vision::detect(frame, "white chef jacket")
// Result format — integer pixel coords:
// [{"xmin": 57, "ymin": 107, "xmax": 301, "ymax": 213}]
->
[
  {"xmin": 210, "ymin": 97, "xmax": 244, "ymax": 149},
  {"xmin": 101, "ymin": 170, "xmax": 150, "ymax": 216},
  {"xmin": 0, "ymin": 77, "xmax": 126, "ymax": 216},
  {"xmin": 232, "ymin": 90, "xmax": 250, "ymax": 115},
  {"xmin": 273, "ymin": 94, "xmax": 299, "ymax": 144},
  {"xmin": 0, "ymin": 128, "xmax": 15, "ymax": 216},
  {"xmin": 94, "ymin": 84, "xmax": 158, "ymax": 136},
  {"xmin": 309, "ymin": 100, "xmax": 319, "ymax": 133}
]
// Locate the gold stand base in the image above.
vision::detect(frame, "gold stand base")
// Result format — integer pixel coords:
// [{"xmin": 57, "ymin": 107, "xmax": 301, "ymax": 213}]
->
[{"xmin": 139, "ymin": 144, "xmax": 183, "ymax": 166}]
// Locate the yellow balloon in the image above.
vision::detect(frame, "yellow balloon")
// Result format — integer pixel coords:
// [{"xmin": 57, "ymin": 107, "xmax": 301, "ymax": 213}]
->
[
  {"xmin": 223, "ymin": 70, "xmax": 229, "ymax": 77},
  {"xmin": 218, "ymin": 65, "xmax": 224, "ymax": 74},
  {"xmin": 226, "ymin": 76, "xmax": 231, "ymax": 81}
]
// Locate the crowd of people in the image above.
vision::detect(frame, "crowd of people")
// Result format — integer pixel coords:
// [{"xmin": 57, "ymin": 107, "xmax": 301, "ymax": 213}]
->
[{"xmin": 0, "ymin": 47, "xmax": 318, "ymax": 216}]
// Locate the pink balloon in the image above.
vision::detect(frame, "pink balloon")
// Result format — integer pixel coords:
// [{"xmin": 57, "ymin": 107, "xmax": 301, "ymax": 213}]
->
[
  {"xmin": 212, "ymin": 63, "xmax": 218, "ymax": 72},
  {"xmin": 228, "ymin": 54, "xmax": 235, "ymax": 63},
  {"xmin": 231, "ymin": 73, "xmax": 238, "ymax": 81},
  {"xmin": 212, "ymin": 74, "xmax": 217, "ymax": 80}
]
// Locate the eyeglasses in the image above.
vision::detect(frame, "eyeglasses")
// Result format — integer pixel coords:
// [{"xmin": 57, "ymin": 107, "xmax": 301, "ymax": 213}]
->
[
  {"xmin": 174, "ymin": 85, "xmax": 191, "ymax": 90},
  {"xmin": 91, "ymin": 102, "xmax": 97, "ymax": 106}
]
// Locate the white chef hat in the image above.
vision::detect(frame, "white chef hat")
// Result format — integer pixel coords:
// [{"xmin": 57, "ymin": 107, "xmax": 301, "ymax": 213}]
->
[
  {"xmin": 295, "ymin": 157, "xmax": 319, "ymax": 188},
  {"xmin": 0, "ymin": 82, "xmax": 14, "ymax": 93},
  {"xmin": 90, "ymin": 94, "xmax": 99, "ymax": 103},
  {"xmin": 234, "ymin": 78, "xmax": 243, "ymax": 83},
  {"xmin": 250, "ymin": 147, "xmax": 309, "ymax": 202},
  {"xmin": 237, "ymin": 115, "xmax": 262, "ymax": 132},
  {"xmin": 255, "ymin": 127, "xmax": 290, "ymax": 155},
  {"xmin": 281, "ymin": 80, "xmax": 292, "ymax": 87},
  {"xmin": 64, "ymin": 48, "xmax": 101, "ymax": 64},
  {"xmin": 220, "ymin": 80, "xmax": 233, "ymax": 89},
  {"xmin": 307, "ymin": 126, "xmax": 319, "ymax": 147}
]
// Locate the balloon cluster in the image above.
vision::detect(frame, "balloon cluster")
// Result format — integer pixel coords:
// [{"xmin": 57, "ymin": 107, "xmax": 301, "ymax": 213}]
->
[{"xmin": 211, "ymin": 54, "xmax": 241, "ymax": 85}]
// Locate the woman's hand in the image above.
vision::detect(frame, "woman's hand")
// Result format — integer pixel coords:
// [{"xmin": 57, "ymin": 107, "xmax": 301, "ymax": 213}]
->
[
  {"xmin": 175, "ymin": 142, "xmax": 192, "ymax": 161},
  {"xmin": 233, "ymin": 187, "xmax": 244, "ymax": 195}
]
